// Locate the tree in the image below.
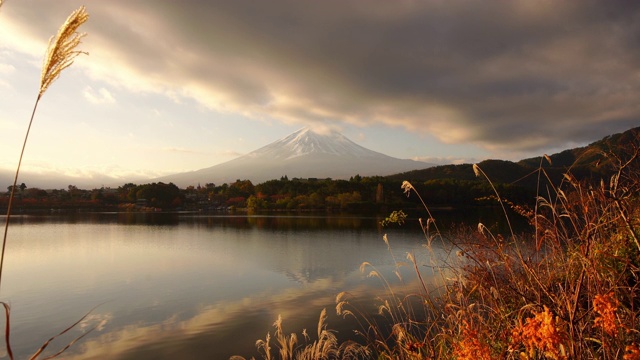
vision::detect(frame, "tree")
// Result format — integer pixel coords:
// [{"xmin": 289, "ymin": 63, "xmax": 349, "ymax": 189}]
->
[
  {"xmin": 68, "ymin": 185, "xmax": 79, "ymax": 199},
  {"xmin": 228, "ymin": 180, "xmax": 254, "ymax": 198},
  {"xmin": 118, "ymin": 183, "xmax": 137, "ymax": 201},
  {"xmin": 134, "ymin": 182, "xmax": 181, "ymax": 209},
  {"xmin": 246, "ymin": 195, "xmax": 266, "ymax": 211}
]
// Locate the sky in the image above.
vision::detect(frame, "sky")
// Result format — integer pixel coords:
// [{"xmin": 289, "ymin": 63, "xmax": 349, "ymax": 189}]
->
[{"xmin": 1, "ymin": 1, "xmax": 639, "ymax": 188}]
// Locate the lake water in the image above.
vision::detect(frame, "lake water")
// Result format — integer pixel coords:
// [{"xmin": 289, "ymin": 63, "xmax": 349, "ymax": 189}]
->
[{"xmin": 0, "ymin": 212, "xmax": 468, "ymax": 359}]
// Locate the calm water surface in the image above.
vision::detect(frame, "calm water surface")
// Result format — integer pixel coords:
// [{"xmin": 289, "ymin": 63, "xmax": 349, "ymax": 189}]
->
[{"xmin": 0, "ymin": 212, "xmax": 460, "ymax": 359}]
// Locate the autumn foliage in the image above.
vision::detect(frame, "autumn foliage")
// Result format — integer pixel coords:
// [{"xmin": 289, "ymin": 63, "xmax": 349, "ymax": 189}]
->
[{"xmin": 260, "ymin": 142, "xmax": 640, "ymax": 359}]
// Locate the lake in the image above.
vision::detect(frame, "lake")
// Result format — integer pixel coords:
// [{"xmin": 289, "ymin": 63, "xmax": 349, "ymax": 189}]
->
[{"xmin": 0, "ymin": 211, "xmax": 488, "ymax": 359}]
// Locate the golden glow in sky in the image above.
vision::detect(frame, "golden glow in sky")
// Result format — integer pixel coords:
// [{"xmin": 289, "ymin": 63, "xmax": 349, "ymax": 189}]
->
[{"xmin": 1, "ymin": 1, "xmax": 638, "ymax": 188}]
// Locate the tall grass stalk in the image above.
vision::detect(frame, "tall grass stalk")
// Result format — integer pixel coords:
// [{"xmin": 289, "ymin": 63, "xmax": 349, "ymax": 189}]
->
[
  {"xmin": 0, "ymin": 5, "xmax": 89, "ymax": 292},
  {"xmin": 244, "ymin": 309, "xmax": 369, "ymax": 360},
  {"xmin": 0, "ymin": 5, "xmax": 91, "ymax": 359}
]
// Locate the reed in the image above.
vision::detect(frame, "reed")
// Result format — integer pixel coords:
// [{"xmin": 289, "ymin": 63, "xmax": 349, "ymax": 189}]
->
[
  {"xmin": 1, "ymin": 5, "xmax": 88, "ymax": 292},
  {"xmin": 0, "ymin": 5, "xmax": 92, "ymax": 360},
  {"xmin": 238, "ymin": 309, "xmax": 368, "ymax": 360}
]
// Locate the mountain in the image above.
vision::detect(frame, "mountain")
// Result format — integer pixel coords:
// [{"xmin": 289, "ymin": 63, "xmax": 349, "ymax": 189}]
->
[
  {"xmin": 389, "ymin": 126, "xmax": 640, "ymax": 188},
  {"xmin": 518, "ymin": 126, "xmax": 640, "ymax": 169},
  {"xmin": 154, "ymin": 128, "xmax": 431, "ymax": 187}
]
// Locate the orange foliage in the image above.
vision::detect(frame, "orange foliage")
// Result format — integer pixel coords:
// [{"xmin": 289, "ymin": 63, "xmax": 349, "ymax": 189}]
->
[
  {"xmin": 511, "ymin": 306, "xmax": 566, "ymax": 359},
  {"xmin": 624, "ymin": 344, "xmax": 640, "ymax": 360},
  {"xmin": 593, "ymin": 292, "xmax": 619, "ymax": 337},
  {"xmin": 453, "ymin": 321, "xmax": 494, "ymax": 360}
]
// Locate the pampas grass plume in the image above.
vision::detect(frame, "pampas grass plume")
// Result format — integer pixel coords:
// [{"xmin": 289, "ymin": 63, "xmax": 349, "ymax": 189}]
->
[
  {"xmin": 472, "ymin": 163, "xmax": 481, "ymax": 177},
  {"xmin": 1, "ymin": 5, "xmax": 89, "ymax": 292},
  {"xmin": 40, "ymin": 6, "xmax": 89, "ymax": 98}
]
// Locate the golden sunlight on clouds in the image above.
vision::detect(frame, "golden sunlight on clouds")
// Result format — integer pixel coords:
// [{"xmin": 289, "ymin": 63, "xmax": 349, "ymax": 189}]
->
[
  {"xmin": 2, "ymin": 0, "xmax": 640, "ymax": 180},
  {"xmin": 0, "ymin": 78, "xmax": 10, "ymax": 91},
  {"xmin": 0, "ymin": 63, "xmax": 15, "ymax": 75},
  {"xmin": 162, "ymin": 147, "xmax": 202, "ymax": 154},
  {"xmin": 0, "ymin": 19, "xmax": 47, "ymax": 58},
  {"xmin": 83, "ymin": 86, "xmax": 115, "ymax": 104}
]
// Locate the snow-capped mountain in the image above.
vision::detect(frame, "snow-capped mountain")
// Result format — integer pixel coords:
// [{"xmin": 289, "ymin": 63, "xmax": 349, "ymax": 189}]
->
[
  {"xmin": 154, "ymin": 128, "xmax": 431, "ymax": 187},
  {"xmin": 251, "ymin": 127, "xmax": 373, "ymax": 160}
]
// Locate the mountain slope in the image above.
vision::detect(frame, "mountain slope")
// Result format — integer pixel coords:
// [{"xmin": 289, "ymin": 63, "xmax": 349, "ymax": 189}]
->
[
  {"xmin": 155, "ymin": 128, "xmax": 431, "ymax": 187},
  {"xmin": 518, "ymin": 126, "xmax": 640, "ymax": 169},
  {"xmin": 389, "ymin": 126, "xmax": 640, "ymax": 188}
]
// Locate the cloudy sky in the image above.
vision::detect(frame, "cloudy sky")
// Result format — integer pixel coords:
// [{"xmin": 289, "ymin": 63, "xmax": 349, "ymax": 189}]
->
[{"xmin": 1, "ymin": 1, "xmax": 639, "ymax": 188}]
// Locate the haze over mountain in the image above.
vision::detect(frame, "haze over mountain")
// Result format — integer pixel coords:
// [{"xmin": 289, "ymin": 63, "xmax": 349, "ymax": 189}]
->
[
  {"xmin": 0, "ymin": 170, "xmax": 149, "ymax": 191},
  {"xmin": 154, "ymin": 128, "xmax": 432, "ymax": 187}
]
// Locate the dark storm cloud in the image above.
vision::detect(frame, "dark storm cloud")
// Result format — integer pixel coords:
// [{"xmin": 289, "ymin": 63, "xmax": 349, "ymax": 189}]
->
[{"xmin": 6, "ymin": 0, "xmax": 640, "ymax": 152}]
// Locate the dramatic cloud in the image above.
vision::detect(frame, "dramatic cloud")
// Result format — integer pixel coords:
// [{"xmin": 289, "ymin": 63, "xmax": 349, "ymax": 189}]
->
[{"xmin": 3, "ymin": 0, "xmax": 640, "ymax": 154}]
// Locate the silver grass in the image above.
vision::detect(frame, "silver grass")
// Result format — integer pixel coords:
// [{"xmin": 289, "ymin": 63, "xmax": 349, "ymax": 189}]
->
[
  {"xmin": 40, "ymin": 6, "xmax": 89, "ymax": 98},
  {"xmin": 1, "ymin": 6, "xmax": 89, "ymax": 292}
]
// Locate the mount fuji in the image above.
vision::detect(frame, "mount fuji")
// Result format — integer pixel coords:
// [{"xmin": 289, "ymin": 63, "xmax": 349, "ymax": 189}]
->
[{"xmin": 154, "ymin": 128, "xmax": 431, "ymax": 187}]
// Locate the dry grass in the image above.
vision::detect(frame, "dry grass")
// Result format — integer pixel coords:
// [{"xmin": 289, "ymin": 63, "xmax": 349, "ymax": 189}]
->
[
  {"xmin": 1, "ymin": 4, "xmax": 89, "ymax": 290},
  {"xmin": 1, "ymin": 5, "xmax": 91, "ymax": 360},
  {"xmin": 39, "ymin": 6, "xmax": 89, "ymax": 98},
  {"xmin": 234, "ymin": 309, "xmax": 369, "ymax": 360},
  {"xmin": 240, "ymin": 140, "xmax": 640, "ymax": 359},
  {"xmin": 429, "ymin": 144, "xmax": 640, "ymax": 359}
]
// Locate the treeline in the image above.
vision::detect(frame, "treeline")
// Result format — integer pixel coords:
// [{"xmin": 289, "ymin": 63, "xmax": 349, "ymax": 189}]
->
[
  {"xmin": 2, "ymin": 174, "xmax": 535, "ymax": 213},
  {"xmin": 1, "ymin": 184, "xmax": 116, "ymax": 212}
]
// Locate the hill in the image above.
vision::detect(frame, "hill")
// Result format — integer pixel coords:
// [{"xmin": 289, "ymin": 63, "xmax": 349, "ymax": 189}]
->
[{"xmin": 387, "ymin": 126, "xmax": 640, "ymax": 203}]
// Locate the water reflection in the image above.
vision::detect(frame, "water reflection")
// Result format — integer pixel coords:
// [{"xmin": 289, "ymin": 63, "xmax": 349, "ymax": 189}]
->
[
  {"xmin": 62, "ymin": 277, "xmax": 431, "ymax": 360},
  {"xmin": 1, "ymin": 213, "xmax": 453, "ymax": 359}
]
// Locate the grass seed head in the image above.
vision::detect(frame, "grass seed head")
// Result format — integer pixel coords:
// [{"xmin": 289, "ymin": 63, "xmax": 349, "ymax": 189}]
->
[
  {"xmin": 40, "ymin": 6, "xmax": 89, "ymax": 98},
  {"xmin": 401, "ymin": 181, "xmax": 414, "ymax": 197},
  {"xmin": 472, "ymin": 163, "xmax": 481, "ymax": 177}
]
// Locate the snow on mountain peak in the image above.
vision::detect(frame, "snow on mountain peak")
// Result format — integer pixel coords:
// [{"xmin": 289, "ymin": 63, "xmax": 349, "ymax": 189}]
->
[{"xmin": 253, "ymin": 127, "xmax": 372, "ymax": 160}]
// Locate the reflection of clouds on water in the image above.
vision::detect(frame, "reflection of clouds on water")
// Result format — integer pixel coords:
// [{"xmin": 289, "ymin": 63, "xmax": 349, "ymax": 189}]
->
[
  {"xmin": 3, "ymin": 213, "xmax": 451, "ymax": 359},
  {"xmin": 65, "ymin": 274, "xmax": 443, "ymax": 360},
  {"xmin": 64, "ymin": 278, "xmax": 360, "ymax": 359},
  {"xmin": 79, "ymin": 313, "xmax": 113, "ymax": 332}
]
